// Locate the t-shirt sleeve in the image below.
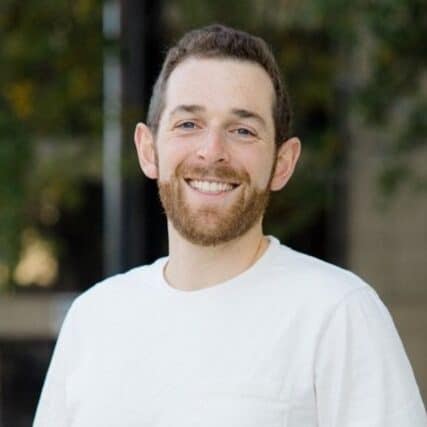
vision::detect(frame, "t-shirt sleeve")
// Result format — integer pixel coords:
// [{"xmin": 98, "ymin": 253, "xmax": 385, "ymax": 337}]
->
[
  {"xmin": 33, "ymin": 300, "xmax": 78, "ymax": 427},
  {"xmin": 314, "ymin": 287, "xmax": 427, "ymax": 427}
]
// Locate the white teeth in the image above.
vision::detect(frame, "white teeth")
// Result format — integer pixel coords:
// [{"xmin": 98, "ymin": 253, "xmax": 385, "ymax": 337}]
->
[{"xmin": 188, "ymin": 180, "xmax": 234, "ymax": 193}]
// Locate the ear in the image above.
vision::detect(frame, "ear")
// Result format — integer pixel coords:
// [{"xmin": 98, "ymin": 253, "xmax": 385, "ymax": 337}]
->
[
  {"xmin": 270, "ymin": 137, "xmax": 301, "ymax": 191},
  {"xmin": 134, "ymin": 122, "xmax": 158, "ymax": 179}
]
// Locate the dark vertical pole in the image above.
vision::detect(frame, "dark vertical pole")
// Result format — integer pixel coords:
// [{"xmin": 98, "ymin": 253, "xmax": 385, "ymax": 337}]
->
[
  {"xmin": 327, "ymin": 81, "xmax": 349, "ymax": 267},
  {"xmin": 121, "ymin": 0, "xmax": 167, "ymax": 269},
  {"xmin": 327, "ymin": 41, "xmax": 353, "ymax": 268},
  {"xmin": 103, "ymin": 0, "xmax": 123, "ymax": 277}
]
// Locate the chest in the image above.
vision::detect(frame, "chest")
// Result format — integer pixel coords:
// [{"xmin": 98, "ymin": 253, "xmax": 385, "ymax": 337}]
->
[{"xmin": 66, "ymin": 296, "xmax": 320, "ymax": 426}]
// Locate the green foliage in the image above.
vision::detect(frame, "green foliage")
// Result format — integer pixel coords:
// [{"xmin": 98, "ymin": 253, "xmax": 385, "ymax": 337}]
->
[
  {"xmin": 0, "ymin": 0, "xmax": 102, "ymax": 135},
  {"xmin": 353, "ymin": 1, "xmax": 426, "ymax": 197},
  {"xmin": 0, "ymin": 112, "xmax": 31, "ymax": 270},
  {"xmin": 0, "ymin": 0, "xmax": 102, "ymax": 290}
]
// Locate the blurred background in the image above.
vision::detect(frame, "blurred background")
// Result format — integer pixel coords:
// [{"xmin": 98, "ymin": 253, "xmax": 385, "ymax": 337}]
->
[{"xmin": 0, "ymin": 0, "xmax": 426, "ymax": 425}]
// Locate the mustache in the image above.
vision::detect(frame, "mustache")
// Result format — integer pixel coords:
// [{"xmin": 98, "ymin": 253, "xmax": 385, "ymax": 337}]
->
[{"xmin": 175, "ymin": 163, "xmax": 250, "ymax": 183}]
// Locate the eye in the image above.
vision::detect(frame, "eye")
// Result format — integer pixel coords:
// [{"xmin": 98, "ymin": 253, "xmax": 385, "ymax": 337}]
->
[
  {"xmin": 176, "ymin": 121, "xmax": 197, "ymax": 130},
  {"xmin": 233, "ymin": 127, "xmax": 256, "ymax": 137}
]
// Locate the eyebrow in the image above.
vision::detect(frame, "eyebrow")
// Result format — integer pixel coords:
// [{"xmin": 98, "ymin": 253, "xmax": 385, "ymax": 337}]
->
[
  {"xmin": 169, "ymin": 104, "xmax": 267, "ymax": 129},
  {"xmin": 169, "ymin": 104, "xmax": 205, "ymax": 117},
  {"xmin": 230, "ymin": 108, "xmax": 267, "ymax": 129}
]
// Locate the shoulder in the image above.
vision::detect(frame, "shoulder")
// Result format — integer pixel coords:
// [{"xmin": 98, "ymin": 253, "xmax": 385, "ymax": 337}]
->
[
  {"xmin": 266, "ymin": 237, "xmax": 375, "ymax": 308},
  {"xmin": 68, "ymin": 257, "xmax": 167, "ymax": 317}
]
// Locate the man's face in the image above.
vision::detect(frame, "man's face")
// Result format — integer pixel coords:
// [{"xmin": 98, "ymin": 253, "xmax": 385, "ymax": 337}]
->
[{"xmin": 154, "ymin": 57, "xmax": 278, "ymax": 246}]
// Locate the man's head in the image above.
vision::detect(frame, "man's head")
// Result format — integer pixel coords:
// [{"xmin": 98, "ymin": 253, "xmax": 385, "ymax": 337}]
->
[
  {"xmin": 135, "ymin": 24, "xmax": 301, "ymax": 246},
  {"xmin": 147, "ymin": 24, "xmax": 292, "ymax": 146}
]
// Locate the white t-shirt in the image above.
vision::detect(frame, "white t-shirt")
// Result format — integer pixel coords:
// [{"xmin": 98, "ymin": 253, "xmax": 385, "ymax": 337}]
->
[{"xmin": 33, "ymin": 236, "xmax": 427, "ymax": 426}]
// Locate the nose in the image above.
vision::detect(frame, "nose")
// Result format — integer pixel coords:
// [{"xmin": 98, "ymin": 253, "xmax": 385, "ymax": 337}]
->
[{"xmin": 196, "ymin": 128, "xmax": 229, "ymax": 163}]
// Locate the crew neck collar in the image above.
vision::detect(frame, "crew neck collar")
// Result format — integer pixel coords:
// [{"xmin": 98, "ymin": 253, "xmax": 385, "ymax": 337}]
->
[{"xmin": 152, "ymin": 235, "xmax": 280, "ymax": 297}]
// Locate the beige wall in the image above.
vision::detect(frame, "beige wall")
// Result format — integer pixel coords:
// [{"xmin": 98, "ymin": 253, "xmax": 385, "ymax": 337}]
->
[{"xmin": 347, "ymin": 127, "xmax": 427, "ymax": 403}]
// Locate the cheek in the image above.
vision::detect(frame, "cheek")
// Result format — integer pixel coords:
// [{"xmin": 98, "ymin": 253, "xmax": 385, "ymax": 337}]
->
[
  {"xmin": 255, "ymin": 169, "xmax": 273, "ymax": 189},
  {"xmin": 240, "ymin": 151, "xmax": 275, "ymax": 189},
  {"xmin": 156, "ymin": 145, "xmax": 187, "ymax": 181}
]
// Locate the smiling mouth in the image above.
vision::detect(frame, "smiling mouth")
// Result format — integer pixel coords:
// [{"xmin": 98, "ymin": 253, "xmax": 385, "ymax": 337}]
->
[{"xmin": 185, "ymin": 179, "xmax": 240, "ymax": 194}]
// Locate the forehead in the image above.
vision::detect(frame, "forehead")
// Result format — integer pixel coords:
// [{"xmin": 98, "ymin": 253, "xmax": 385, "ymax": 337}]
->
[{"xmin": 163, "ymin": 57, "xmax": 275, "ymax": 126}]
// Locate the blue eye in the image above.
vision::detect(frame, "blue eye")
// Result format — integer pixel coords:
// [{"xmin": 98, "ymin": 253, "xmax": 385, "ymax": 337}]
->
[
  {"xmin": 235, "ymin": 128, "xmax": 255, "ymax": 137},
  {"xmin": 178, "ymin": 121, "xmax": 196, "ymax": 129}
]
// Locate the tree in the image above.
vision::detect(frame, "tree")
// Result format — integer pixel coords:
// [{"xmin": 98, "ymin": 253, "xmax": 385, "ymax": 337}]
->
[{"xmin": 0, "ymin": 0, "xmax": 103, "ymax": 290}]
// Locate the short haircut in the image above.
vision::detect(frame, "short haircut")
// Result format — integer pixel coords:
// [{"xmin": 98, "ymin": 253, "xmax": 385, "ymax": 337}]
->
[{"xmin": 147, "ymin": 24, "xmax": 292, "ymax": 145}]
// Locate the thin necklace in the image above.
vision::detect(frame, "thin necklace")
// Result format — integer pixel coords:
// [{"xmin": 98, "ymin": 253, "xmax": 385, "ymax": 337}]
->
[
  {"xmin": 248, "ymin": 235, "xmax": 267, "ymax": 269},
  {"xmin": 164, "ymin": 235, "xmax": 268, "ymax": 288}
]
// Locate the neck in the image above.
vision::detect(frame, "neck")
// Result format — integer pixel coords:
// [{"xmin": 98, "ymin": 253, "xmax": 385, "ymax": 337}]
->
[{"xmin": 164, "ymin": 223, "xmax": 269, "ymax": 291}]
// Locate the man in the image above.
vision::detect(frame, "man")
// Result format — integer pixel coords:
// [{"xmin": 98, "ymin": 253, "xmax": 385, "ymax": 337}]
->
[{"xmin": 34, "ymin": 24, "xmax": 426, "ymax": 426}]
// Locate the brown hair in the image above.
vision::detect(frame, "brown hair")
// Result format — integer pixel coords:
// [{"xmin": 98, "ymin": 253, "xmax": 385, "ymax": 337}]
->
[{"xmin": 147, "ymin": 24, "xmax": 292, "ymax": 145}]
